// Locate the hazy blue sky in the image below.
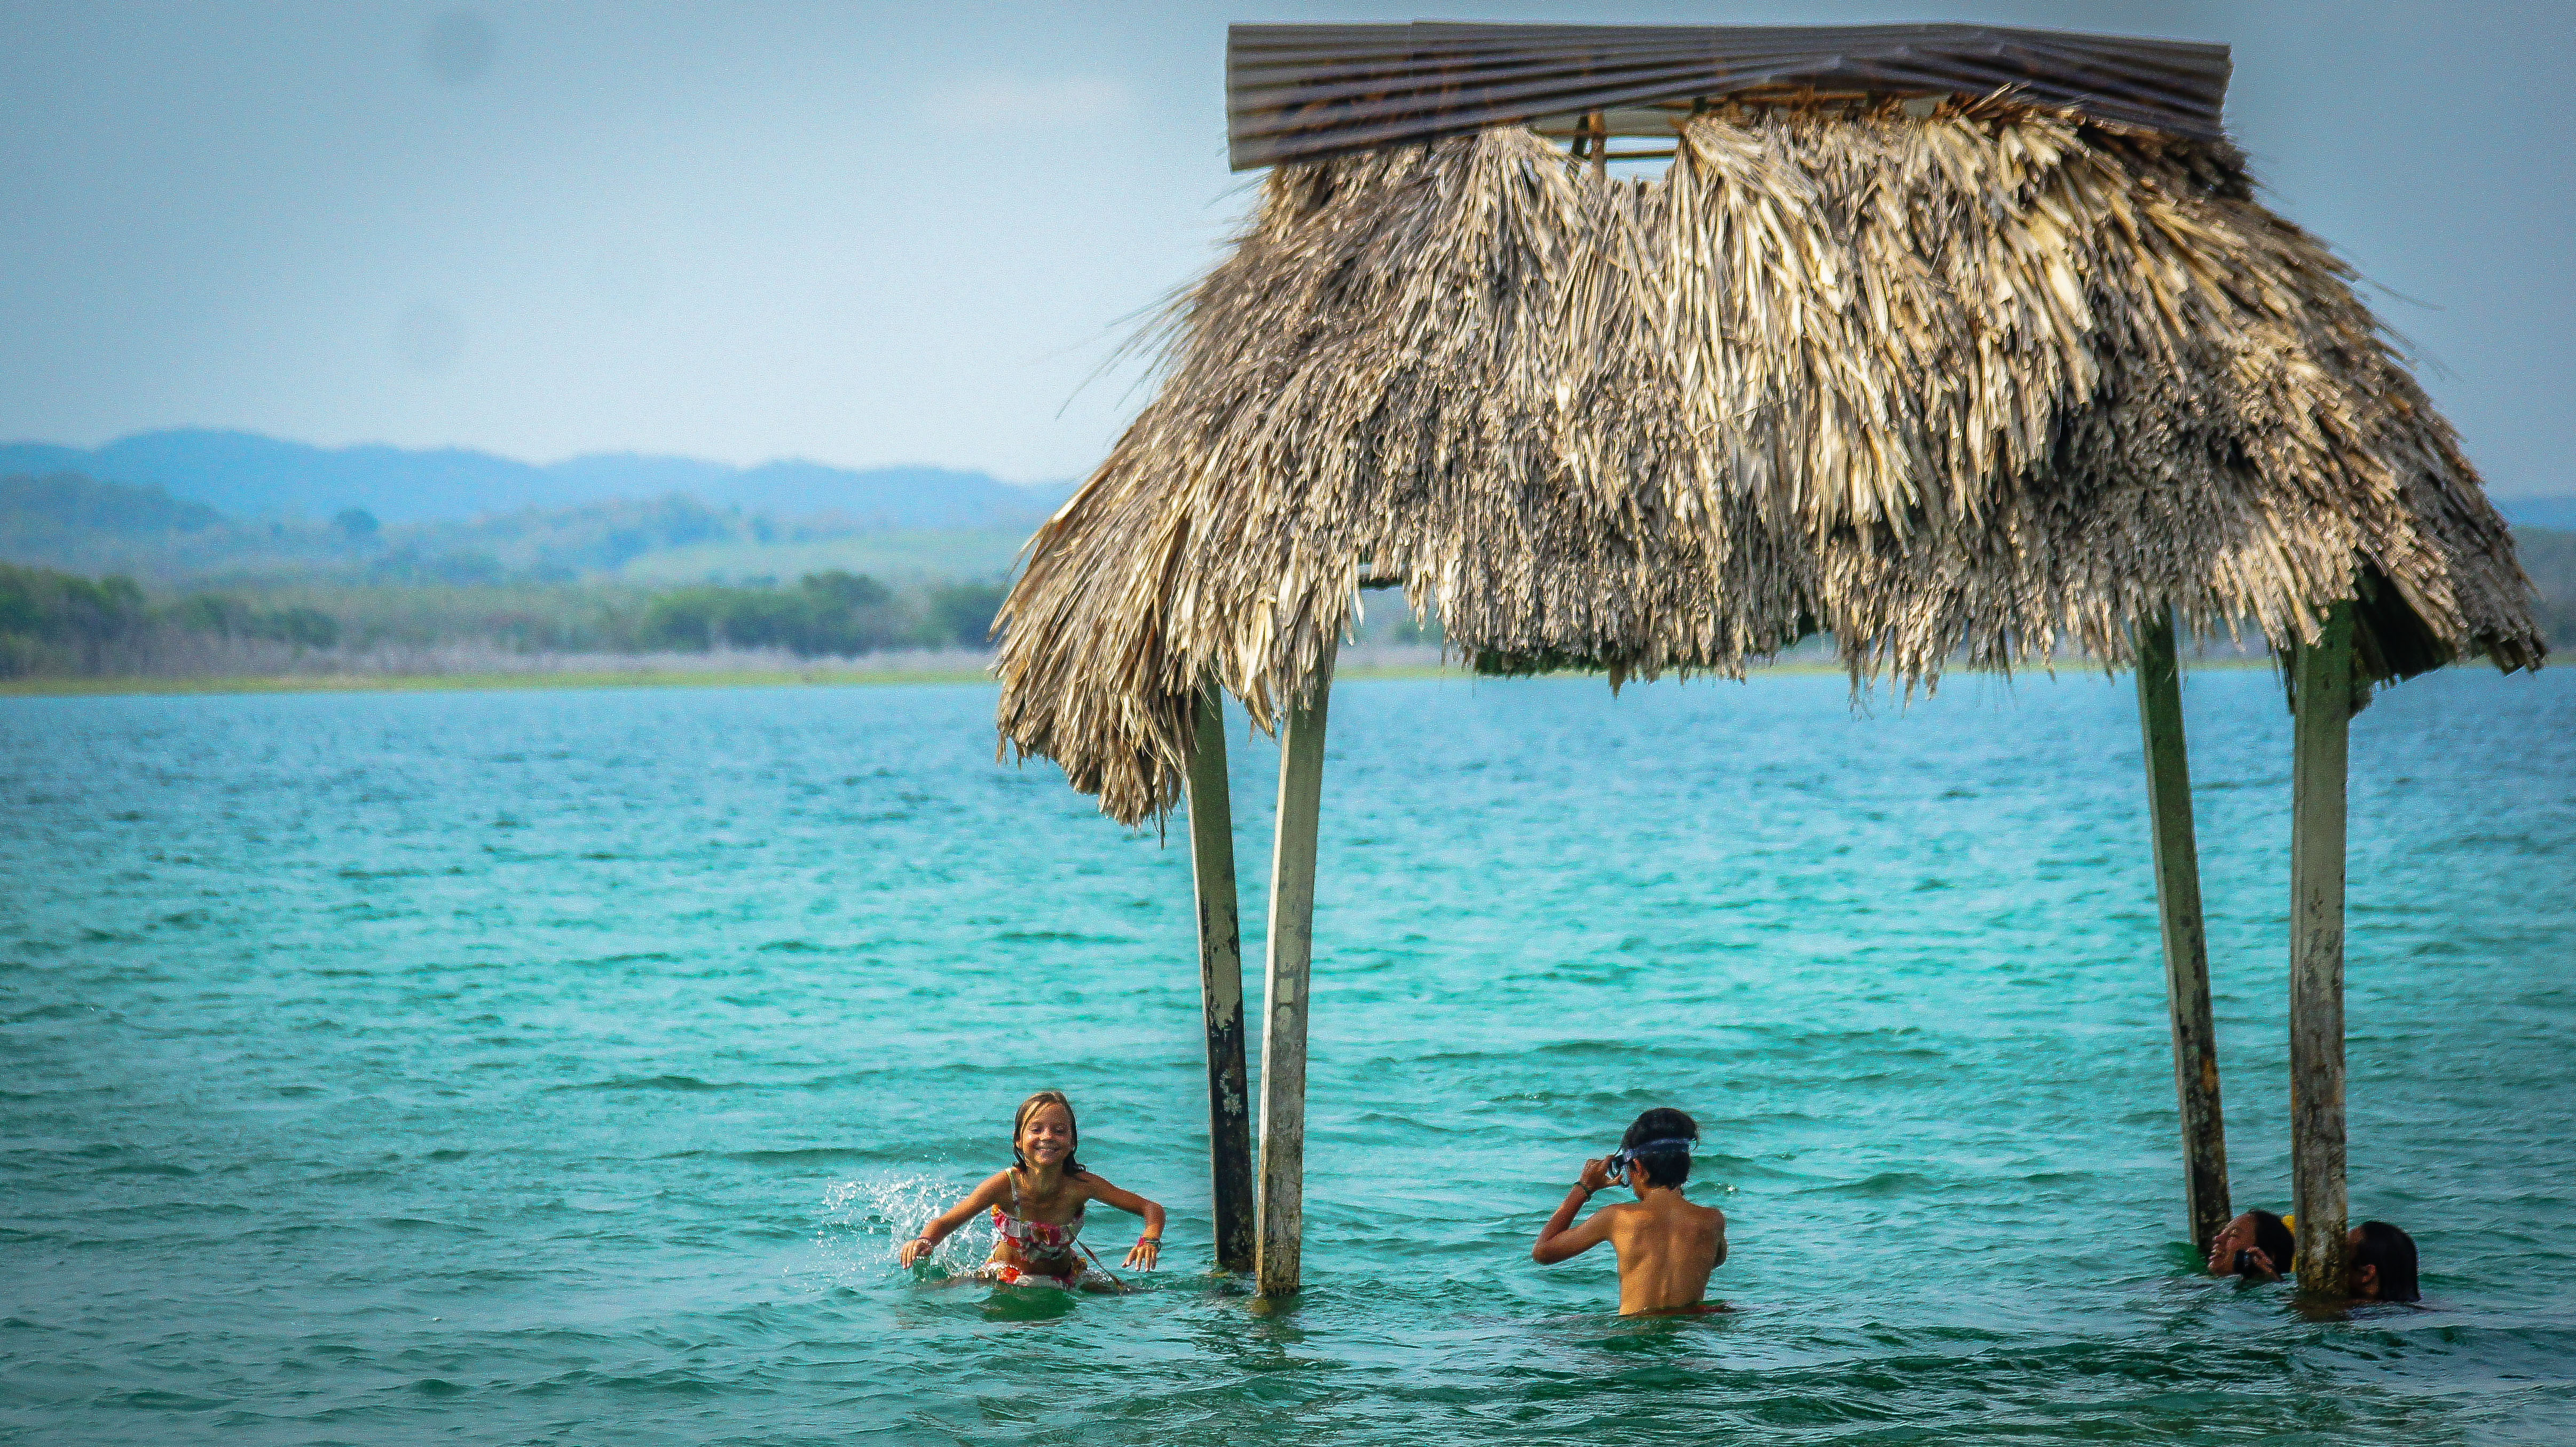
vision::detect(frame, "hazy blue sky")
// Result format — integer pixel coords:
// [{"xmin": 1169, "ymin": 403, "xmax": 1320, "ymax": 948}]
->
[{"xmin": 1, "ymin": 1, "xmax": 2568, "ymax": 495}]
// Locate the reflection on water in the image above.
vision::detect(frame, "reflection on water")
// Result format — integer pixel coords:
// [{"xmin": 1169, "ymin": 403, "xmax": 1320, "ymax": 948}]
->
[{"xmin": 2, "ymin": 670, "xmax": 2571, "ymax": 1443}]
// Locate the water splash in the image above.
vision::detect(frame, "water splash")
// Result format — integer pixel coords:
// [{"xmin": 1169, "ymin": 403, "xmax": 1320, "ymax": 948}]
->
[{"xmin": 814, "ymin": 1171, "xmax": 991, "ymax": 1284}]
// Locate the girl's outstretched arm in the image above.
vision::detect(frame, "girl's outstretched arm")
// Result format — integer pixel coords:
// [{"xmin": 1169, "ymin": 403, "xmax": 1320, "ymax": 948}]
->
[
  {"xmin": 1079, "ymin": 1176, "xmax": 1167, "ymax": 1270},
  {"xmin": 898, "ymin": 1172, "xmax": 1012, "ymax": 1267}
]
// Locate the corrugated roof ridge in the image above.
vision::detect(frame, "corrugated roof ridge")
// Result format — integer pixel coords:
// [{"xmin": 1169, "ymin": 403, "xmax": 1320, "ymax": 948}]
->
[{"xmin": 1226, "ymin": 21, "xmax": 2230, "ymax": 169}]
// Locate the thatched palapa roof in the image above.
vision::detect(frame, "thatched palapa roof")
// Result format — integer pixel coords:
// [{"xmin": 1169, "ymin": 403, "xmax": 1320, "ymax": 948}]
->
[{"xmin": 998, "ymin": 23, "xmax": 2546, "ymax": 825}]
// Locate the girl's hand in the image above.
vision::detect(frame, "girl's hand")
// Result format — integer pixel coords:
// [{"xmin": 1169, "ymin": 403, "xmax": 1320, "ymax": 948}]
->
[
  {"xmin": 1124, "ymin": 1237, "xmax": 1161, "ymax": 1271},
  {"xmin": 903, "ymin": 1174, "xmax": 1012, "ymax": 1269}
]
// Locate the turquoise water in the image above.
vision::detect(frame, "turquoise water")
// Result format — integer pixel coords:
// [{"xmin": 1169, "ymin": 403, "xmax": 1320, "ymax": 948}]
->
[{"xmin": 3, "ymin": 669, "xmax": 2571, "ymax": 1445}]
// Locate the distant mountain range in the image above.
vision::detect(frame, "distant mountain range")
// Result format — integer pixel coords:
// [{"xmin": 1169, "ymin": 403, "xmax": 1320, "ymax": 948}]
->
[
  {"xmin": 0, "ymin": 430, "xmax": 1074, "ymax": 528},
  {"xmin": 0, "ymin": 470, "xmax": 1041, "ymax": 587}
]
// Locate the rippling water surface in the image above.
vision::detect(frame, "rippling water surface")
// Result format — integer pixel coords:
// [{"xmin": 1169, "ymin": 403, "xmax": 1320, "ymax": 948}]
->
[{"xmin": 3, "ymin": 669, "xmax": 2571, "ymax": 1444}]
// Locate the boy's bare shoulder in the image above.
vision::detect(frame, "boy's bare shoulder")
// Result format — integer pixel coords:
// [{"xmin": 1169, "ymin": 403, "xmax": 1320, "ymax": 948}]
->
[{"xmin": 1592, "ymin": 1198, "xmax": 1645, "ymax": 1219}]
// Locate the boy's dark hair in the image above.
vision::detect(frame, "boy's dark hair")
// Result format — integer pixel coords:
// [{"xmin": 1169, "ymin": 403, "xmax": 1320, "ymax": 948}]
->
[
  {"xmin": 2354, "ymin": 1220, "xmax": 2420, "ymax": 1302},
  {"xmin": 2249, "ymin": 1210, "xmax": 2296, "ymax": 1274},
  {"xmin": 1621, "ymin": 1108, "xmax": 1699, "ymax": 1189}
]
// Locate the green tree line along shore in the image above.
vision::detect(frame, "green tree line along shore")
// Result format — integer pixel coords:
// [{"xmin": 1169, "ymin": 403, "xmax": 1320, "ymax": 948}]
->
[
  {"xmin": 0, "ymin": 560, "xmax": 1007, "ymax": 678},
  {"xmin": 9, "ymin": 539, "xmax": 2570, "ymax": 682},
  {"xmin": 0, "ymin": 466, "xmax": 1031, "ymax": 678}
]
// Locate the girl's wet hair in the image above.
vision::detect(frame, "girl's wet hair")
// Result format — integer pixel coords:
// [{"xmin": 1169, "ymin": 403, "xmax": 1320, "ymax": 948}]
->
[
  {"xmin": 1622, "ymin": 1107, "xmax": 1699, "ymax": 1188},
  {"xmin": 1012, "ymin": 1089, "xmax": 1087, "ymax": 1178}
]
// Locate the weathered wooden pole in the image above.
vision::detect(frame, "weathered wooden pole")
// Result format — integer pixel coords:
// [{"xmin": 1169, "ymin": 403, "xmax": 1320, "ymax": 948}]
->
[
  {"xmin": 1256, "ymin": 644, "xmax": 1336, "ymax": 1297},
  {"xmin": 2133, "ymin": 607, "xmax": 2232, "ymax": 1253},
  {"xmin": 2288, "ymin": 601, "xmax": 2355, "ymax": 1297},
  {"xmin": 1184, "ymin": 683, "xmax": 1255, "ymax": 1275}
]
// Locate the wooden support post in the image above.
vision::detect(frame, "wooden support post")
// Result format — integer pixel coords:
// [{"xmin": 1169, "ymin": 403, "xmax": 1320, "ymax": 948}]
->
[
  {"xmin": 2134, "ymin": 607, "xmax": 2231, "ymax": 1253},
  {"xmin": 1184, "ymin": 683, "xmax": 1255, "ymax": 1275},
  {"xmin": 2289, "ymin": 602, "xmax": 2354, "ymax": 1298},
  {"xmin": 1256, "ymin": 645, "xmax": 1336, "ymax": 1298},
  {"xmin": 1586, "ymin": 110, "xmax": 1608, "ymax": 178}
]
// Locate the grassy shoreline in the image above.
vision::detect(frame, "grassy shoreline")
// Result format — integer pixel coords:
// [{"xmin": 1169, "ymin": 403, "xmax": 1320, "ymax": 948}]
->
[
  {"xmin": 0, "ymin": 657, "xmax": 2297, "ymax": 699},
  {"xmin": 0, "ymin": 667, "xmax": 1007, "ymax": 697},
  {"xmin": 0, "ymin": 663, "xmax": 1476, "ymax": 697}
]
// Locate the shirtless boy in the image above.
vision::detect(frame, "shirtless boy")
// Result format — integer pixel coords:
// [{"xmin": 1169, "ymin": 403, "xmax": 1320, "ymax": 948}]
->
[{"xmin": 1531, "ymin": 1107, "xmax": 1727, "ymax": 1315}]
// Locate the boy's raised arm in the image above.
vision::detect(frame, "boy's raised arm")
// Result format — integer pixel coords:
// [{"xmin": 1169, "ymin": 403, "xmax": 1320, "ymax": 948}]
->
[{"xmin": 1532, "ymin": 1158, "xmax": 1617, "ymax": 1264}]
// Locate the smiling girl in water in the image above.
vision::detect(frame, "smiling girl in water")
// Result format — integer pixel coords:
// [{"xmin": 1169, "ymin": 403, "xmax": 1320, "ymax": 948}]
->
[{"xmin": 897, "ymin": 1090, "xmax": 1165, "ymax": 1290}]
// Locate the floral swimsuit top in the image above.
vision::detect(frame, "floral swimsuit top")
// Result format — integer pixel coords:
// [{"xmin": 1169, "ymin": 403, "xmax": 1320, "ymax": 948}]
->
[{"xmin": 991, "ymin": 1179, "xmax": 1084, "ymax": 1263}]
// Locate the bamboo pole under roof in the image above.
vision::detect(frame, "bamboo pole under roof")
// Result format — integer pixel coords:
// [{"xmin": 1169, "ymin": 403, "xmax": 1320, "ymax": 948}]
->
[
  {"xmin": 2288, "ymin": 605, "xmax": 2358, "ymax": 1298},
  {"xmin": 1184, "ymin": 685, "xmax": 1256, "ymax": 1274},
  {"xmin": 2135, "ymin": 608, "xmax": 2230, "ymax": 1253}
]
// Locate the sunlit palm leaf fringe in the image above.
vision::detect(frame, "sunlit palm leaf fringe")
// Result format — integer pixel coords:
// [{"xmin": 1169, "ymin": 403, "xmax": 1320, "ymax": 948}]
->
[{"xmin": 997, "ymin": 96, "xmax": 2544, "ymax": 825}]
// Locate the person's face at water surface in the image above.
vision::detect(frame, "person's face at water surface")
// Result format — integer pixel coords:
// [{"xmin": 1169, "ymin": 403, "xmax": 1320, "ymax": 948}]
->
[
  {"xmin": 1019, "ymin": 1102, "xmax": 1074, "ymax": 1171},
  {"xmin": 2208, "ymin": 1213, "xmax": 2280, "ymax": 1278}
]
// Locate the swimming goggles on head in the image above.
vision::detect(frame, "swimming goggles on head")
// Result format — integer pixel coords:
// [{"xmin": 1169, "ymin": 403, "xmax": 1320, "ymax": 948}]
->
[{"xmin": 1603, "ymin": 1136, "xmax": 1696, "ymax": 1181}]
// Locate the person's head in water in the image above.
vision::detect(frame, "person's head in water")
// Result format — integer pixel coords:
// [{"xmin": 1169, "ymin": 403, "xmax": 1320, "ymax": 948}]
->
[
  {"xmin": 2348, "ymin": 1221, "xmax": 2419, "ymax": 1302},
  {"xmin": 1011, "ymin": 1090, "xmax": 1086, "ymax": 1178},
  {"xmin": 1615, "ymin": 1108, "xmax": 1699, "ymax": 1192},
  {"xmin": 2207, "ymin": 1210, "xmax": 2296, "ymax": 1280}
]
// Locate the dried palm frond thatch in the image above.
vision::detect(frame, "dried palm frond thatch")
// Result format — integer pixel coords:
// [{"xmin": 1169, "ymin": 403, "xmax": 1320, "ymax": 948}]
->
[{"xmin": 998, "ymin": 97, "xmax": 2544, "ymax": 825}]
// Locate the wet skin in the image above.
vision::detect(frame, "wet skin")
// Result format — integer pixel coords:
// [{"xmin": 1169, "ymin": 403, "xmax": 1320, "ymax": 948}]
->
[{"xmin": 1532, "ymin": 1157, "xmax": 1728, "ymax": 1316}]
